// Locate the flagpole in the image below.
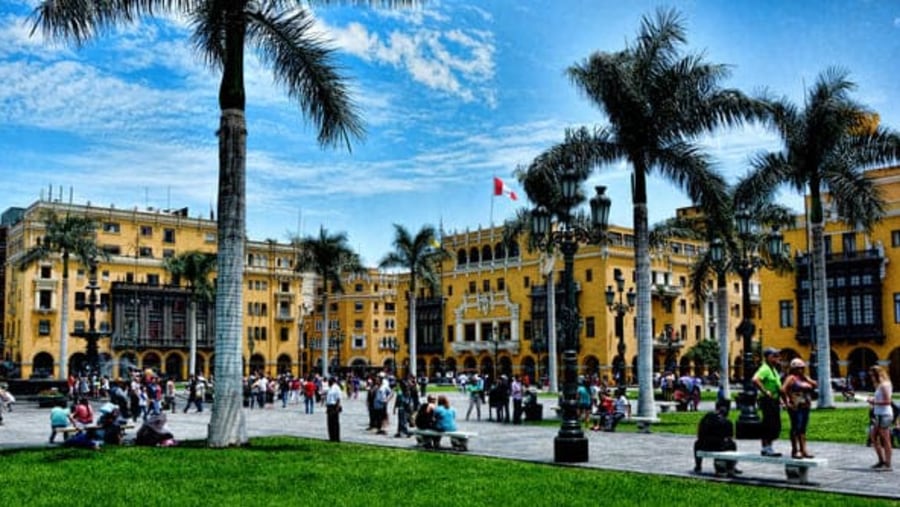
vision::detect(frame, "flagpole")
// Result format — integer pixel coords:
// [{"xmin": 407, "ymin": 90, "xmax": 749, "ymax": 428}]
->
[{"xmin": 490, "ymin": 175, "xmax": 495, "ymax": 227}]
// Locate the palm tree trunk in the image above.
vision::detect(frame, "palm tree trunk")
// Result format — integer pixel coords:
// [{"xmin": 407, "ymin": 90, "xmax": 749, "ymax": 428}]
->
[
  {"xmin": 810, "ymin": 221, "xmax": 834, "ymax": 407},
  {"xmin": 633, "ymin": 169, "xmax": 656, "ymax": 419},
  {"xmin": 208, "ymin": 108, "xmax": 248, "ymax": 447},
  {"xmin": 59, "ymin": 255, "xmax": 70, "ymax": 380},
  {"xmin": 716, "ymin": 272, "xmax": 730, "ymax": 399},
  {"xmin": 321, "ymin": 291, "xmax": 329, "ymax": 375},
  {"xmin": 546, "ymin": 269, "xmax": 558, "ymax": 394},
  {"xmin": 189, "ymin": 299, "xmax": 197, "ymax": 377},
  {"xmin": 409, "ymin": 292, "xmax": 417, "ymax": 379}
]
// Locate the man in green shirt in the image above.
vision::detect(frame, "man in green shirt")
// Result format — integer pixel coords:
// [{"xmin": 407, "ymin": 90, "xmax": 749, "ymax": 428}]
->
[{"xmin": 752, "ymin": 347, "xmax": 786, "ymax": 457}]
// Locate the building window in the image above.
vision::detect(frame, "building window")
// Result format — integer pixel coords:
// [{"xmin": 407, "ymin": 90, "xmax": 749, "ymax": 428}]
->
[
  {"xmin": 205, "ymin": 232, "xmax": 216, "ymax": 243},
  {"xmin": 585, "ymin": 316, "xmax": 595, "ymax": 338},
  {"xmin": 102, "ymin": 245, "xmax": 121, "ymax": 255},
  {"xmin": 354, "ymin": 319, "xmax": 364, "ymax": 330},
  {"xmin": 482, "ymin": 280, "xmax": 490, "ymax": 292},
  {"xmin": 39, "ymin": 290, "xmax": 52, "ymax": 310},
  {"xmin": 146, "ymin": 274, "xmax": 160, "ymax": 286},
  {"xmin": 355, "ymin": 283, "xmax": 363, "ymax": 292},
  {"xmin": 163, "ymin": 249, "xmax": 175, "ymax": 259},
  {"xmin": 163, "ymin": 228, "xmax": 176, "ymax": 243},
  {"xmin": 585, "ymin": 269, "xmax": 592, "ymax": 282},
  {"xmin": 385, "ymin": 303, "xmax": 395, "ymax": 312},
  {"xmin": 39, "ymin": 319, "xmax": 51, "ymax": 335},
  {"xmin": 468, "ymin": 281, "xmax": 476, "ymax": 294},
  {"xmin": 447, "ymin": 285, "xmax": 453, "ymax": 296},
  {"xmin": 140, "ymin": 225, "xmax": 153, "ymax": 237},
  {"xmin": 894, "ymin": 294, "xmax": 900, "ymax": 323},
  {"xmin": 354, "ymin": 302, "xmax": 364, "ymax": 312},
  {"xmin": 779, "ymin": 300, "xmax": 794, "ymax": 328},
  {"xmin": 102, "ymin": 222, "xmax": 120, "ymax": 233},
  {"xmin": 497, "ymin": 278, "xmax": 505, "ymax": 291},
  {"xmin": 679, "ymin": 299, "xmax": 687, "ymax": 314},
  {"xmin": 280, "ymin": 328, "xmax": 289, "ymax": 341},
  {"xmin": 139, "ymin": 246, "xmax": 153, "ymax": 258},
  {"xmin": 524, "ymin": 276, "xmax": 530, "ymax": 288}
]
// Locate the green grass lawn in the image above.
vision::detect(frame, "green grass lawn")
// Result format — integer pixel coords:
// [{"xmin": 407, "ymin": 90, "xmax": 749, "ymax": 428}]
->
[{"xmin": 1, "ymin": 437, "xmax": 888, "ymax": 507}]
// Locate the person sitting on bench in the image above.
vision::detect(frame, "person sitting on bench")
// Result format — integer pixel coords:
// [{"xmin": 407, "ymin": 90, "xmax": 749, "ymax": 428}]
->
[
  {"xmin": 433, "ymin": 395, "xmax": 457, "ymax": 432},
  {"xmin": 694, "ymin": 399, "xmax": 740, "ymax": 476}
]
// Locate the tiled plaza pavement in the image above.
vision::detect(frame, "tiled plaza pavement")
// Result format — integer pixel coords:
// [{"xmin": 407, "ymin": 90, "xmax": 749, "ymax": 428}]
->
[{"xmin": 1, "ymin": 391, "xmax": 895, "ymax": 500}]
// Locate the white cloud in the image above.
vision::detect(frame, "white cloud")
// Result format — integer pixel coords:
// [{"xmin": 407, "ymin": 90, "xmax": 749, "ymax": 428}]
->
[{"xmin": 323, "ymin": 18, "xmax": 496, "ymax": 104}]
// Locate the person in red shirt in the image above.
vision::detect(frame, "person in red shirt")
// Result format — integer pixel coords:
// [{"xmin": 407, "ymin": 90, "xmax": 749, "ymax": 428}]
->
[
  {"xmin": 303, "ymin": 376, "xmax": 317, "ymax": 414},
  {"xmin": 70, "ymin": 397, "xmax": 94, "ymax": 427}
]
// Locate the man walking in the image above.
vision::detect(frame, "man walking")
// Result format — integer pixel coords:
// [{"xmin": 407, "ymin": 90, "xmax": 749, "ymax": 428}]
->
[
  {"xmin": 753, "ymin": 348, "xmax": 785, "ymax": 457},
  {"xmin": 325, "ymin": 377, "xmax": 342, "ymax": 442}
]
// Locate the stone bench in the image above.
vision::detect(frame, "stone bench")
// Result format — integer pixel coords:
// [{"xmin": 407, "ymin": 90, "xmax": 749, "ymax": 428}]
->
[
  {"xmin": 411, "ymin": 429, "xmax": 477, "ymax": 451},
  {"xmin": 695, "ymin": 450, "xmax": 828, "ymax": 485},
  {"xmin": 59, "ymin": 423, "xmax": 135, "ymax": 440},
  {"xmin": 630, "ymin": 416, "xmax": 660, "ymax": 433},
  {"xmin": 656, "ymin": 401, "xmax": 678, "ymax": 413}
]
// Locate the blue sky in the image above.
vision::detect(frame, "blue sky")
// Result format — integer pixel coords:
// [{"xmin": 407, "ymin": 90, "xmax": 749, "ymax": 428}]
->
[{"xmin": 2, "ymin": 1, "xmax": 899, "ymax": 265}]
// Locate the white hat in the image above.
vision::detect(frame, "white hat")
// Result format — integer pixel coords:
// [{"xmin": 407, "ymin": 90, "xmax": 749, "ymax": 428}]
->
[{"xmin": 790, "ymin": 358, "xmax": 806, "ymax": 369}]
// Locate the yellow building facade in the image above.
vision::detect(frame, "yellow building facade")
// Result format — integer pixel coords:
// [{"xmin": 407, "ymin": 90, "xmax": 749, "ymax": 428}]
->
[
  {"xmin": 3, "ymin": 196, "xmax": 761, "ymax": 384},
  {"xmin": 759, "ymin": 165, "xmax": 900, "ymax": 387}
]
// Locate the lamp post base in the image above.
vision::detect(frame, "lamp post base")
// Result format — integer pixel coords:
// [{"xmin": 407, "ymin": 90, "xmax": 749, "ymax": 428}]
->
[
  {"xmin": 554, "ymin": 436, "xmax": 589, "ymax": 463},
  {"xmin": 734, "ymin": 391, "xmax": 764, "ymax": 440}
]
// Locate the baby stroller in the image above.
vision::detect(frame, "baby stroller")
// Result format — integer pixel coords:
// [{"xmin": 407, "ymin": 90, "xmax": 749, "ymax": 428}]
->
[{"xmin": 135, "ymin": 413, "xmax": 177, "ymax": 447}]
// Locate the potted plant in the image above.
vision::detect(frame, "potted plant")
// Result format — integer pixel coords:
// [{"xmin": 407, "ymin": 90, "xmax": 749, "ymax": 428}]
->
[{"xmin": 36, "ymin": 388, "xmax": 67, "ymax": 408}]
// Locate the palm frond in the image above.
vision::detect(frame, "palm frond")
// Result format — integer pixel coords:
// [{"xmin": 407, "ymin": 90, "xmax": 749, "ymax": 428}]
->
[{"xmin": 247, "ymin": 4, "xmax": 365, "ymax": 150}]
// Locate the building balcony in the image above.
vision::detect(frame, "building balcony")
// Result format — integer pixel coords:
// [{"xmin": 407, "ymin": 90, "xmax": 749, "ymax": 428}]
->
[
  {"xmin": 275, "ymin": 312, "xmax": 294, "ymax": 322},
  {"xmin": 451, "ymin": 340, "xmax": 520, "ymax": 356},
  {"xmin": 33, "ymin": 276, "xmax": 59, "ymax": 290}
]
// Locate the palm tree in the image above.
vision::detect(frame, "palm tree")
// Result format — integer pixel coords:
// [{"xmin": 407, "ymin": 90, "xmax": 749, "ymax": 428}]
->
[
  {"xmin": 20, "ymin": 209, "xmax": 103, "ymax": 380},
  {"xmin": 163, "ymin": 251, "xmax": 217, "ymax": 379},
  {"xmin": 294, "ymin": 227, "xmax": 362, "ymax": 377},
  {"xmin": 379, "ymin": 224, "xmax": 448, "ymax": 379},
  {"xmin": 530, "ymin": 8, "xmax": 766, "ymax": 418},
  {"xmin": 741, "ymin": 68, "xmax": 900, "ymax": 407},
  {"xmin": 31, "ymin": 1, "xmax": 374, "ymax": 446},
  {"xmin": 683, "ymin": 191, "xmax": 793, "ymax": 401}
]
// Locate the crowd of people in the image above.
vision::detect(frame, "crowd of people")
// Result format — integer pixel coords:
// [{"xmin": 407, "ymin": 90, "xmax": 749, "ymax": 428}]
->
[
  {"xmin": 690, "ymin": 346, "xmax": 896, "ymax": 475},
  {"xmin": 7, "ymin": 357, "xmax": 897, "ymax": 478},
  {"xmin": 47, "ymin": 368, "xmax": 186, "ymax": 449}
]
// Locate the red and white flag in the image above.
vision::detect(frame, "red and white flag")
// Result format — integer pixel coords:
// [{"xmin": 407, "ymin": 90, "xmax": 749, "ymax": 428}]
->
[{"xmin": 493, "ymin": 177, "xmax": 518, "ymax": 201}]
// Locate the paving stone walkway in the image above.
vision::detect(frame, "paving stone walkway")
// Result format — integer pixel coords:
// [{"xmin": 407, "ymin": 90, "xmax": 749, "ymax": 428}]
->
[{"xmin": 1, "ymin": 391, "xmax": 895, "ymax": 500}]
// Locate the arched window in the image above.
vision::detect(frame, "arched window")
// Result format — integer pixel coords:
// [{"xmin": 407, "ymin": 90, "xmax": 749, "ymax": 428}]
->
[
  {"xmin": 457, "ymin": 249, "xmax": 468, "ymax": 266},
  {"xmin": 469, "ymin": 247, "xmax": 480, "ymax": 263},
  {"xmin": 494, "ymin": 242, "xmax": 506, "ymax": 259},
  {"xmin": 507, "ymin": 241, "xmax": 520, "ymax": 258},
  {"xmin": 482, "ymin": 245, "xmax": 493, "ymax": 262}
]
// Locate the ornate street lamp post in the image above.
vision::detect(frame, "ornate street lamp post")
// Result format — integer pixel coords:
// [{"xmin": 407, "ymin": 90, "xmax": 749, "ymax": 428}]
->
[
  {"xmin": 531, "ymin": 169, "xmax": 611, "ymax": 463},
  {"xmin": 605, "ymin": 268, "xmax": 635, "ymax": 386},
  {"xmin": 387, "ymin": 337, "xmax": 399, "ymax": 376},
  {"xmin": 710, "ymin": 210, "xmax": 783, "ymax": 439},
  {"xmin": 71, "ymin": 257, "xmax": 111, "ymax": 376},
  {"xmin": 488, "ymin": 322, "xmax": 501, "ymax": 379}
]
